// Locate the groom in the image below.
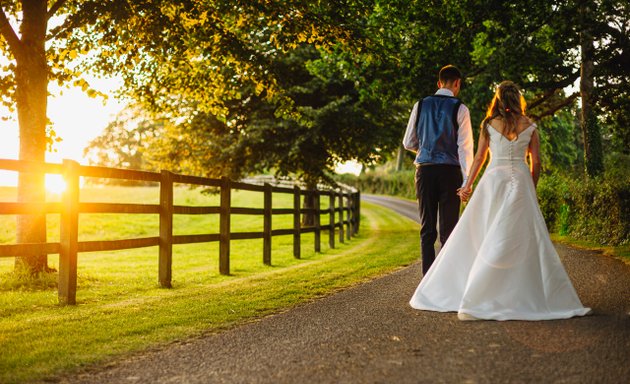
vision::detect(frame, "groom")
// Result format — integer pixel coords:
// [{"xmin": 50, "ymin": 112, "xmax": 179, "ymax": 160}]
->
[{"xmin": 402, "ymin": 65, "xmax": 474, "ymax": 275}]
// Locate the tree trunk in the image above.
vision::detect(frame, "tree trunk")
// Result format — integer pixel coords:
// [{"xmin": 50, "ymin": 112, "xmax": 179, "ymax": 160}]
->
[
  {"xmin": 301, "ymin": 181, "xmax": 317, "ymax": 227},
  {"xmin": 395, "ymin": 143, "xmax": 405, "ymax": 172},
  {"xmin": 579, "ymin": 3, "xmax": 604, "ymax": 177},
  {"xmin": 14, "ymin": 1, "xmax": 50, "ymax": 273}
]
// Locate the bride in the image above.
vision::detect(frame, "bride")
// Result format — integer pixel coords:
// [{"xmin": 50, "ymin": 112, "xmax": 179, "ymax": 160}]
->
[{"xmin": 409, "ymin": 81, "xmax": 591, "ymax": 321}]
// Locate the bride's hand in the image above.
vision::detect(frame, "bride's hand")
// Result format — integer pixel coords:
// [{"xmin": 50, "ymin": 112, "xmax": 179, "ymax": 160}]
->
[{"xmin": 457, "ymin": 186, "xmax": 472, "ymax": 202}]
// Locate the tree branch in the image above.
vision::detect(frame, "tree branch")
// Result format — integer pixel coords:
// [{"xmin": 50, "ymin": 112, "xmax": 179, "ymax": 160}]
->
[
  {"xmin": 465, "ymin": 65, "xmax": 485, "ymax": 79},
  {"xmin": 527, "ymin": 70, "xmax": 580, "ymax": 94},
  {"xmin": 529, "ymin": 92, "xmax": 579, "ymax": 121},
  {"xmin": 528, "ymin": 88, "xmax": 557, "ymax": 110},
  {"xmin": 47, "ymin": 0, "xmax": 67, "ymax": 19},
  {"xmin": 597, "ymin": 22, "xmax": 628, "ymax": 45},
  {"xmin": 0, "ymin": 7, "xmax": 22, "ymax": 56}
]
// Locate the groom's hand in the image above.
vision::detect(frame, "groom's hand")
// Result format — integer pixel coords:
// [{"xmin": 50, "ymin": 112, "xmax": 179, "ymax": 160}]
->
[{"xmin": 457, "ymin": 187, "xmax": 472, "ymax": 202}]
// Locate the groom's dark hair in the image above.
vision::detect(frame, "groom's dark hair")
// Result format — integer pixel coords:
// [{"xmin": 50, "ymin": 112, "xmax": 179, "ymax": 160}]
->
[{"xmin": 439, "ymin": 65, "xmax": 462, "ymax": 84}]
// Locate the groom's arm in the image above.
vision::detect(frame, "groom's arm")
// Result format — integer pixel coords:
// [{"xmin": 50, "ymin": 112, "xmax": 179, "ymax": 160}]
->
[
  {"xmin": 456, "ymin": 104, "xmax": 474, "ymax": 187},
  {"xmin": 402, "ymin": 101, "xmax": 420, "ymax": 153}
]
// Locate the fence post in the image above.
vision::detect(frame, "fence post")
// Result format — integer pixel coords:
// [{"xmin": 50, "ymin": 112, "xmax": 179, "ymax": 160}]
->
[
  {"xmin": 338, "ymin": 192, "xmax": 344, "ymax": 244},
  {"xmin": 59, "ymin": 159, "xmax": 79, "ymax": 305},
  {"xmin": 354, "ymin": 191, "xmax": 360, "ymax": 235},
  {"xmin": 328, "ymin": 192, "xmax": 335, "ymax": 249},
  {"xmin": 293, "ymin": 185, "xmax": 301, "ymax": 259},
  {"xmin": 349, "ymin": 192, "xmax": 355, "ymax": 236},
  {"xmin": 314, "ymin": 189, "xmax": 321, "ymax": 253},
  {"xmin": 346, "ymin": 192, "xmax": 352, "ymax": 240},
  {"xmin": 159, "ymin": 170, "xmax": 173, "ymax": 288},
  {"xmin": 263, "ymin": 183, "xmax": 272, "ymax": 265},
  {"xmin": 220, "ymin": 177, "xmax": 231, "ymax": 275}
]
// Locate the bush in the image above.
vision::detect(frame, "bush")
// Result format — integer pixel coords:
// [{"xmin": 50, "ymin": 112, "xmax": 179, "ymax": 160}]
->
[
  {"xmin": 535, "ymin": 172, "xmax": 628, "ymax": 246},
  {"xmin": 537, "ymin": 173, "xmax": 568, "ymax": 231}
]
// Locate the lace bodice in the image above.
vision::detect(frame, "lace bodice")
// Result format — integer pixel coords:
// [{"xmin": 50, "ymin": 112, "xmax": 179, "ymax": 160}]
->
[{"xmin": 487, "ymin": 123, "xmax": 536, "ymax": 166}]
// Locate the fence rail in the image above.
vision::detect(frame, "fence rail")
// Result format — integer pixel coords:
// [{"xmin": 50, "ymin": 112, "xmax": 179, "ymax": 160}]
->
[{"xmin": 0, "ymin": 159, "xmax": 360, "ymax": 305}]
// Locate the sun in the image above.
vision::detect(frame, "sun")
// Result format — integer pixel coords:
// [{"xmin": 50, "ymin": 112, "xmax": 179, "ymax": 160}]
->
[{"xmin": 45, "ymin": 174, "xmax": 67, "ymax": 194}]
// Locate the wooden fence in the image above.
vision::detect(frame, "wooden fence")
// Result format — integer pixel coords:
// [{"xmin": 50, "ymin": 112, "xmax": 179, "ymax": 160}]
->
[{"xmin": 0, "ymin": 159, "xmax": 360, "ymax": 305}]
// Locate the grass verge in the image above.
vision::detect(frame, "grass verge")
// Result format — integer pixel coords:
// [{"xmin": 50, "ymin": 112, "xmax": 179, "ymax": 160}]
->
[{"xmin": 0, "ymin": 201, "xmax": 419, "ymax": 383}]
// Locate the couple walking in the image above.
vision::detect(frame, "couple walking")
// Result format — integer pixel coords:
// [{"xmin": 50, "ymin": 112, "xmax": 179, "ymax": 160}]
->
[{"xmin": 403, "ymin": 65, "xmax": 591, "ymax": 321}]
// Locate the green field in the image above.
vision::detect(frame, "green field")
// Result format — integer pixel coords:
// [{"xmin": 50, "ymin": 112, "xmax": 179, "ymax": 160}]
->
[{"xmin": 0, "ymin": 186, "xmax": 420, "ymax": 383}]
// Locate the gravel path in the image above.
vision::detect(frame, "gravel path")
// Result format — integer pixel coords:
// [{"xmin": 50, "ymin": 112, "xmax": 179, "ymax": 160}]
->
[{"xmin": 60, "ymin": 195, "xmax": 630, "ymax": 384}]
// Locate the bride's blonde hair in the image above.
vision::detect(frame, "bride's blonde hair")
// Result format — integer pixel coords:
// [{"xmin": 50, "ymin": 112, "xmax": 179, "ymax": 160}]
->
[{"xmin": 481, "ymin": 81, "xmax": 527, "ymax": 139}]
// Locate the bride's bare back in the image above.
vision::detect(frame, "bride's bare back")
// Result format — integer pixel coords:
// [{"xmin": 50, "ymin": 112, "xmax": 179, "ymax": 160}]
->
[{"xmin": 488, "ymin": 116, "xmax": 534, "ymax": 141}]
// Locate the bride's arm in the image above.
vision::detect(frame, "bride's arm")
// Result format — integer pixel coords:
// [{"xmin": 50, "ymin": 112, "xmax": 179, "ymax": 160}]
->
[
  {"xmin": 458, "ymin": 127, "xmax": 489, "ymax": 200},
  {"xmin": 528, "ymin": 129, "xmax": 541, "ymax": 188}
]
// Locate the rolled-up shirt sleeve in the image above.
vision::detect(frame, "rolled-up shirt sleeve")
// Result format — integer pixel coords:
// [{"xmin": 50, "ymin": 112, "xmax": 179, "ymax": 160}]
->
[
  {"xmin": 403, "ymin": 101, "xmax": 420, "ymax": 153},
  {"xmin": 457, "ymin": 104, "xmax": 474, "ymax": 186}
]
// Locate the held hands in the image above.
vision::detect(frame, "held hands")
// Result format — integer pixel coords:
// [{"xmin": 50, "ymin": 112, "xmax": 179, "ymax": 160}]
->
[{"xmin": 457, "ymin": 186, "xmax": 472, "ymax": 202}]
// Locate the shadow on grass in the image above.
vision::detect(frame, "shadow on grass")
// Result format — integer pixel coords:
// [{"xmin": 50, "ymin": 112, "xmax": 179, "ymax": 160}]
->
[{"xmin": 0, "ymin": 269, "xmax": 102, "ymax": 292}]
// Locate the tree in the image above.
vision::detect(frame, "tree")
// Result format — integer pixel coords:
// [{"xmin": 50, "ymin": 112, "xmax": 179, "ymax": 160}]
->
[
  {"xmin": 579, "ymin": 5, "xmax": 603, "ymax": 177},
  {"xmin": 1, "ymin": 0, "xmax": 362, "ymax": 273},
  {"xmin": 320, "ymin": 0, "xmax": 628, "ymax": 174},
  {"xmin": 108, "ymin": 2, "xmax": 395, "ymax": 184},
  {"xmin": 1, "ymin": 1, "xmax": 188, "ymax": 272},
  {"xmin": 452, "ymin": 0, "xmax": 628, "ymax": 175},
  {"xmin": 1, "ymin": 2, "xmax": 60, "ymax": 273},
  {"xmin": 83, "ymin": 106, "xmax": 164, "ymax": 183},
  {"xmin": 147, "ymin": 46, "xmax": 401, "ymax": 183}
]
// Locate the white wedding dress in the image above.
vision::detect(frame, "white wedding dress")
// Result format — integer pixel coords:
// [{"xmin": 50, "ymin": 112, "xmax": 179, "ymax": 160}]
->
[{"xmin": 409, "ymin": 123, "xmax": 591, "ymax": 321}]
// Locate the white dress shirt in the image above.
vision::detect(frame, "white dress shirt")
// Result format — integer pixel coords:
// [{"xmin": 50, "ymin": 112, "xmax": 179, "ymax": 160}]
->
[{"xmin": 402, "ymin": 88, "xmax": 474, "ymax": 186}]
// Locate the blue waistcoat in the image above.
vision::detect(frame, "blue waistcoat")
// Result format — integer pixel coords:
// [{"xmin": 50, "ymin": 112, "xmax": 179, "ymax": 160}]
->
[{"xmin": 414, "ymin": 95, "xmax": 462, "ymax": 166}]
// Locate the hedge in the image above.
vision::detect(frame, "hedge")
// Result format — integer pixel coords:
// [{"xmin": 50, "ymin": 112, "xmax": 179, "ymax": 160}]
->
[{"xmin": 537, "ymin": 172, "xmax": 629, "ymax": 246}]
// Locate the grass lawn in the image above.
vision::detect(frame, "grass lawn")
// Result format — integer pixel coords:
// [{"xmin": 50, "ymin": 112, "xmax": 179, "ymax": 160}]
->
[{"xmin": 0, "ymin": 186, "xmax": 420, "ymax": 383}]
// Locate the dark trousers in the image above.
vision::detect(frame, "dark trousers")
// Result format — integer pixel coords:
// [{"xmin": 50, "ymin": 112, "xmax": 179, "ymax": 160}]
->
[{"xmin": 415, "ymin": 164, "xmax": 462, "ymax": 275}]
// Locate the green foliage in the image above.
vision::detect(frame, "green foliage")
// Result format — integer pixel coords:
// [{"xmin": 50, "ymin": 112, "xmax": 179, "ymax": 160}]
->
[
  {"xmin": 53, "ymin": 1, "xmax": 370, "ymax": 118},
  {"xmin": 536, "ymin": 173, "xmax": 569, "ymax": 231},
  {"xmin": 49, "ymin": 2, "xmax": 395, "ymax": 185},
  {"xmin": 536, "ymin": 110, "xmax": 581, "ymax": 173},
  {"xmin": 537, "ymin": 170, "xmax": 629, "ymax": 246},
  {"xmin": 115, "ymin": 46, "xmax": 403, "ymax": 186},
  {"xmin": 334, "ymin": 0, "xmax": 628, "ymax": 171},
  {"xmin": 3, "ymin": 0, "xmax": 378, "ymax": 190}
]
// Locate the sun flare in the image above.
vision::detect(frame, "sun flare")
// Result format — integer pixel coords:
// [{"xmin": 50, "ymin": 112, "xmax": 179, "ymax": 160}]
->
[{"xmin": 45, "ymin": 174, "xmax": 67, "ymax": 194}]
